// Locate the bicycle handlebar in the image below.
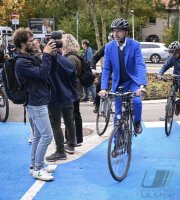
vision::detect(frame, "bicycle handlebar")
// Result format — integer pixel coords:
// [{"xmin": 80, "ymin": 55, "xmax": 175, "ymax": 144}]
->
[
  {"xmin": 108, "ymin": 91, "xmax": 136, "ymax": 98},
  {"xmin": 156, "ymin": 73, "xmax": 180, "ymax": 82}
]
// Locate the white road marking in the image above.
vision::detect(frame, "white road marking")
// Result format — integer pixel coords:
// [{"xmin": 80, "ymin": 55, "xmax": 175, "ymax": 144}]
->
[
  {"xmin": 176, "ymin": 121, "xmax": 180, "ymax": 125},
  {"xmin": 20, "ymin": 121, "xmax": 179, "ymax": 199},
  {"xmin": 143, "ymin": 121, "xmax": 165, "ymax": 128},
  {"xmin": 20, "ymin": 165, "xmax": 57, "ymax": 200},
  {"xmin": 20, "ymin": 122, "xmax": 112, "ymax": 200}
]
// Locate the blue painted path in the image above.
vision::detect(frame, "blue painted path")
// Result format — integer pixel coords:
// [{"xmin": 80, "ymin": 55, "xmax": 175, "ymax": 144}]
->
[{"xmin": 0, "ymin": 122, "xmax": 180, "ymax": 200}]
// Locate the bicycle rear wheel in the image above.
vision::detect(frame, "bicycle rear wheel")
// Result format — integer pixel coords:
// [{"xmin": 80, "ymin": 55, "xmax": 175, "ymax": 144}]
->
[
  {"xmin": 0, "ymin": 88, "xmax": 9, "ymax": 122},
  {"xmin": 96, "ymin": 98, "xmax": 111, "ymax": 136},
  {"xmin": 165, "ymin": 96, "xmax": 175, "ymax": 136},
  {"xmin": 107, "ymin": 125, "xmax": 131, "ymax": 181}
]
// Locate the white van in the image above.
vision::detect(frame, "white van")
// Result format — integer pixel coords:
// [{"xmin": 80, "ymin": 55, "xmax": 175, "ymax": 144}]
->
[{"xmin": 0, "ymin": 26, "xmax": 13, "ymax": 51}]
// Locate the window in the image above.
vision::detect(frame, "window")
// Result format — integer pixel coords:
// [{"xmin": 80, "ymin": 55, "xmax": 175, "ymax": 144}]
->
[
  {"xmin": 141, "ymin": 44, "xmax": 151, "ymax": 48},
  {"xmin": 150, "ymin": 44, "xmax": 160, "ymax": 48}
]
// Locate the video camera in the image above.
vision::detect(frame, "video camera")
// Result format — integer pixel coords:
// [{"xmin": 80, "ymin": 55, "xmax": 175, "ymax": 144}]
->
[{"xmin": 45, "ymin": 31, "xmax": 62, "ymax": 48}]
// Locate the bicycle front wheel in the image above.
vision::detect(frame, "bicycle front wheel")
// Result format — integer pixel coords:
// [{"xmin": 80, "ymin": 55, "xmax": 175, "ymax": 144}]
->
[
  {"xmin": 0, "ymin": 88, "xmax": 9, "ymax": 122},
  {"xmin": 107, "ymin": 125, "xmax": 132, "ymax": 181},
  {"xmin": 96, "ymin": 99, "xmax": 111, "ymax": 136},
  {"xmin": 165, "ymin": 96, "xmax": 175, "ymax": 136}
]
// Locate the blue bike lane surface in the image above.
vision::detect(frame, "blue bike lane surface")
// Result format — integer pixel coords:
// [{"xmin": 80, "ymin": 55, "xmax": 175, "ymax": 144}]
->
[{"xmin": 0, "ymin": 121, "xmax": 180, "ymax": 200}]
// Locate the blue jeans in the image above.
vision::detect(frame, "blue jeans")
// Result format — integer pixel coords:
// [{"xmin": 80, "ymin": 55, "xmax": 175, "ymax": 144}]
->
[
  {"xmin": 26, "ymin": 105, "xmax": 53, "ymax": 170},
  {"xmin": 114, "ymin": 80, "xmax": 142, "ymax": 124}
]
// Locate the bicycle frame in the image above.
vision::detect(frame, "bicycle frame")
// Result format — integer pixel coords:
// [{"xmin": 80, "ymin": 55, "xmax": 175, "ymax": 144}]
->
[
  {"xmin": 164, "ymin": 74, "xmax": 180, "ymax": 136},
  {"xmin": 107, "ymin": 90, "xmax": 138, "ymax": 181},
  {"xmin": 113, "ymin": 91, "xmax": 136, "ymax": 138}
]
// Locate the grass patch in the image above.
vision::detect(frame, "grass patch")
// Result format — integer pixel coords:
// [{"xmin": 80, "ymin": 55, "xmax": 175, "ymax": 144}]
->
[{"xmin": 144, "ymin": 73, "xmax": 171, "ymax": 100}]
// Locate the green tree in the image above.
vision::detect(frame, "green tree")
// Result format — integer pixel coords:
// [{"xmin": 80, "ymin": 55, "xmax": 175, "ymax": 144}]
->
[{"xmin": 2, "ymin": 0, "xmax": 172, "ymax": 49}]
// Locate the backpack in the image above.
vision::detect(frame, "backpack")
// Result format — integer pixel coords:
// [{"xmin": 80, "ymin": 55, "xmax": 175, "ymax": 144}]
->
[
  {"xmin": 2, "ymin": 57, "xmax": 27, "ymax": 104},
  {"xmin": 67, "ymin": 53, "xmax": 94, "ymax": 87}
]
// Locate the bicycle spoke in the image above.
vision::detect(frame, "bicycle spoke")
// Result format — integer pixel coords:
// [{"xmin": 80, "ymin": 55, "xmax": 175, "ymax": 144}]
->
[
  {"xmin": 108, "ymin": 126, "xmax": 131, "ymax": 181},
  {"xmin": 96, "ymin": 98, "xmax": 111, "ymax": 136},
  {"xmin": 165, "ymin": 96, "xmax": 175, "ymax": 136},
  {"xmin": 0, "ymin": 89, "xmax": 9, "ymax": 122}
]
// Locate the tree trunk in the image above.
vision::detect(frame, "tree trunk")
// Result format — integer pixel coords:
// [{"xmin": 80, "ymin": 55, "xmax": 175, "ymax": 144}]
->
[
  {"xmin": 99, "ymin": 0, "xmax": 107, "ymax": 46},
  {"xmin": 87, "ymin": 0, "xmax": 101, "ymax": 49}
]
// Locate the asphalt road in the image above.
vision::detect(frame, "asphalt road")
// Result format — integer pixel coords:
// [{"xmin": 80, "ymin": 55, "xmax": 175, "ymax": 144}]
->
[
  {"xmin": 3, "ymin": 62, "xmax": 175, "ymax": 123},
  {"xmin": 6, "ymin": 99, "xmax": 179, "ymax": 123}
]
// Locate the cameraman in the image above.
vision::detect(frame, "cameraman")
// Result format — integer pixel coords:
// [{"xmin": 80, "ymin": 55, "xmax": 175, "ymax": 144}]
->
[
  {"xmin": 14, "ymin": 28, "xmax": 56, "ymax": 181},
  {"xmin": 46, "ymin": 31, "xmax": 78, "ymax": 162}
]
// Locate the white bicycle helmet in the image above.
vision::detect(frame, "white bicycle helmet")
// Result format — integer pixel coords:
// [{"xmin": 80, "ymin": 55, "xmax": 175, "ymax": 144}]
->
[
  {"xmin": 168, "ymin": 41, "xmax": 180, "ymax": 53},
  {"xmin": 111, "ymin": 18, "xmax": 130, "ymax": 31}
]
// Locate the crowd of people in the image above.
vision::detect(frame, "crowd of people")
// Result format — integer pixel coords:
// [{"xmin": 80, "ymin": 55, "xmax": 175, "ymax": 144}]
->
[{"xmin": 0, "ymin": 17, "xmax": 180, "ymax": 182}]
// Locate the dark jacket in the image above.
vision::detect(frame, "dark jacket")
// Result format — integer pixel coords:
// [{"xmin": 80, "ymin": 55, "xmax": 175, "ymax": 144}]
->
[
  {"xmin": 15, "ymin": 52, "xmax": 52, "ymax": 106},
  {"xmin": 49, "ymin": 53, "xmax": 79, "ymax": 106},
  {"xmin": 65, "ymin": 53, "xmax": 83, "ymax": 98},
  {"xmin": 90, "ymin": 46, "xmax": 105, "ymax": 70}
]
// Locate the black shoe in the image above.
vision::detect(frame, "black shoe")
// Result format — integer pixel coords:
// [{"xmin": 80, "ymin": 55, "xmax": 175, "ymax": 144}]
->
[
  {"xmin": 93, "ymin": 107, "xmax": 98, "ymax": 113},
  {"xmin": 80, "ymin": 98, "xmax": 89, "ymax": 102},
  {"xmin": 46, "ymin": 152, "xmax": 67, "ymax": 162},
  {"xmin": 64, "ymin": 144, "xmax": 75, "ymax": 154},
  {"xmin": 134, "ymin": 121, "xmax": 142, "ymax": 134},
  {"xmin": 75, "ymin": 143, "xmax": 82, "ymax": 147},
  {"xmin": 175, "ymin": 105, "xmax": 180, "ymax": 116}
]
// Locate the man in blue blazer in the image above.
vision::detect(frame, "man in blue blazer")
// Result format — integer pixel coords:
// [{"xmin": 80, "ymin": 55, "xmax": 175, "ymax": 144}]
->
[{"xmin": 99, "ymin": 18, "xmax": 147, "ymax": 133}]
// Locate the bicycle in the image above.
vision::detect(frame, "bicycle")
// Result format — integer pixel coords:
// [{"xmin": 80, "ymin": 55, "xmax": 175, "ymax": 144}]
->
[
  {"xmin": 107, "ymin": 88, "xmax": 140, "ymax": 181},
  {"xmin": 96, "ymin": 95, "xmax": 114, "ymax": 136},
  {"xmin": 163, "ymin": 74, "xmax": 180, "ymax": 136},
  {"xmin": 0, "ymin": 68, "xmax": 9, "ymax": 122}
]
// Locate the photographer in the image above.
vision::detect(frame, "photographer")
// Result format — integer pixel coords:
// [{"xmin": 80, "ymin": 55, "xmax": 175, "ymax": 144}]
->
[
  {"xmin": 14, "ymin": 27, "xmax": 56, "ymax": 181},
  {"xmin": 46, "ymin": 31, "xmax": 78, "ymax": 162}
]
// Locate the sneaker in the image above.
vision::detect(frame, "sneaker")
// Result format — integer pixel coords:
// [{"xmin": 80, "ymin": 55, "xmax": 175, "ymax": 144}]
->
[
  {"xmin": 28, "ymin": 138, "xmax": 32, "ymax": 144},
  {"xmin": 32, "ymin": 169, "xmax": 54, "ymax": 181},
  {"xmin": 30, "ymin": 165, "xmax": 56, "ymax": 175},
  {"xmin": 75, "ymin": 143, "xmax": 82, "ymax": 147},
  {"xmin": 93, "ymin": 107, "xmax": 98, "ymax": 113},
  {"xmin": 80, "ymin": 98, "xmax": 89, "ymax": 102},
  {"xmin": 30, "ymin": 166, "xmax": 34, "ymax": 175},
  {"xmin": 134, "ymin": 121, "xmax": 143, "ymax": 134},
  {"xmin": 28, "ymin": 127, "xmax": 33, "ymax": 144},
  {"xmin": 175, "ymin": 105, "xmax": 180, "ymax": 116},
  {"xmin": 64, "ymin": 144, "xmax": 75, "ymax": 154},
  {"xmin": 46, "ymin": 152, "xmax": 67, "ymax": 162}
]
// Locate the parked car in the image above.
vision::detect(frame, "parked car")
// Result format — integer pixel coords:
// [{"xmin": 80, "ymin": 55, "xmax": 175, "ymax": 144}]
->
[{"xmin": 140, "ymin": 42, "xmax": 170, "ymax": 63}]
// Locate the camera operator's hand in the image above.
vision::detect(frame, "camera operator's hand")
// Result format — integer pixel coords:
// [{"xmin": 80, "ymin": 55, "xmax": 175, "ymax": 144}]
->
[{"xmin": 43, "ymin": 41, "xmax": 56, "ymax": 56}]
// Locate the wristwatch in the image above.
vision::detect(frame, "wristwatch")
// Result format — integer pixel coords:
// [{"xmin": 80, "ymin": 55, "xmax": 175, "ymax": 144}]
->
[{"xmin": 140, "ymin": 85, "xmax": 145, "ymax": 89}]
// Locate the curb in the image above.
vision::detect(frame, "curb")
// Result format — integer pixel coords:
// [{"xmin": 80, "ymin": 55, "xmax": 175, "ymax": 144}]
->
[{"xmin": 142, "ymin": 99, "xmax": 167, "ymax": 104}]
